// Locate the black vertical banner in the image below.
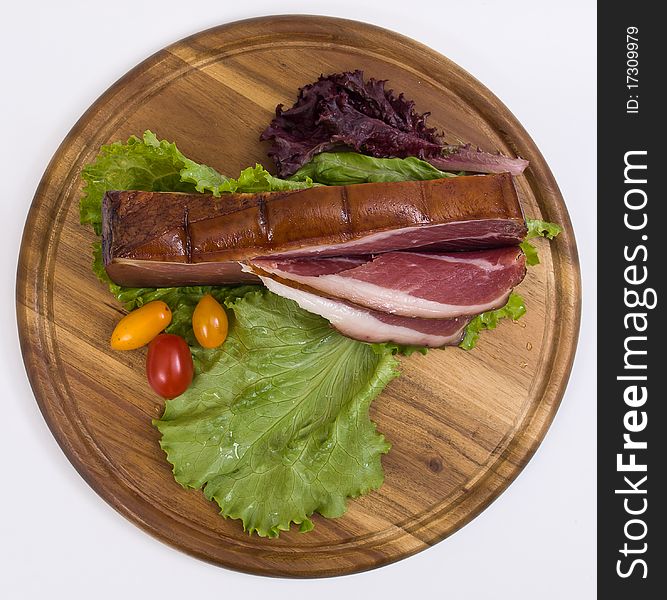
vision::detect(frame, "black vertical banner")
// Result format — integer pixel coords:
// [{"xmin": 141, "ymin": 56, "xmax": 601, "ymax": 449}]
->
[{"xmin": 598, "ymin": 4, "xmax": 662, "ymax": 597}]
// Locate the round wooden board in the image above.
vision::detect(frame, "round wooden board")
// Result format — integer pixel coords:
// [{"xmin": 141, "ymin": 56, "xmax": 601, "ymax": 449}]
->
[{"xmin": 16, "ymin": 16, "xmax": 580, "ymax": 577}]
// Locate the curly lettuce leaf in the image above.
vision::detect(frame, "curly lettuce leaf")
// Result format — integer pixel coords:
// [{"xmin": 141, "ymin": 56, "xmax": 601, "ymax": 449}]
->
[
  {"xmin": 459, "ymin": 292, "xmax": 527, "ymax": 350},
  {"xmin": 154, "ymin": 291, "xmax": 399, "ymax": 537},
  {"xmin": 518, "ymin": 240, "xmax": 540, "ymax": 267},
  {"xmin": 80, "ymin": 130, "xmax": 311, "ymax": 235},
  {"xmin": 235, "ymin": 163, "xmax": 316, "ymax": 192},
  {"xmin": 525, "ymin": 218, "xmax": 563, "ymax": 240},
  {"xmin": 519, "ymin": 219, "xmax": 563, "ymax": 266},
  {"xmin": 260, "ymin": 70, "xmax": 528, "ymax": 177},
  {"xmin": 290, "ymin": 151, "xmax": 457, "ymax": 185},
  {"xmin": 81, "ymin": 132, "xmax": 216, "ymax": 234},
  {"xmin": 83, "ymin": 131, "xmax": 312, "ymax": 296}
]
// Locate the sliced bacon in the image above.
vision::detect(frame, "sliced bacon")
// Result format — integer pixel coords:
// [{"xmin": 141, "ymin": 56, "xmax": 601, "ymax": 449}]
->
[
  {"xmin": 248, "ymin": 270, "xmax": 469, "ymax": 347},
  {"xmin": 251, "ymin": 247, "xmax": 526, "ymax": 319}
]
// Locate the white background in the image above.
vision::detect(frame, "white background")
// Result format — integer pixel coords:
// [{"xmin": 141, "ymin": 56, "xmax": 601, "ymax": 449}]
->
[{"xmin": 1, "ymin": 1, "xmax": 596, "ymax": 598}]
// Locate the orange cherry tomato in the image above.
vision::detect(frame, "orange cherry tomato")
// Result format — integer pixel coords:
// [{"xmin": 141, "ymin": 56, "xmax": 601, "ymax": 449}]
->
[
  {"xmin": 110, "ymin": 301, "xmax": 172, "ymax": 350},
  {"xmin": 192, "ymin": 294, "xmax": 229, "ymax": 348},
  {"xmin": 146, "ymin": 334, "xmax": 193, "ymax": 398}
]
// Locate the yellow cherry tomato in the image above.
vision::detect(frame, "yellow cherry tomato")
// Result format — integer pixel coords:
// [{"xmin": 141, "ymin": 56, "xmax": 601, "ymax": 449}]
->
[
  {"xmin": 192, "ymin": 294, "xmax": 229, "ymax": 348},
  {"xmin": 110, "ymin": 301, "xmax": 172, "ymax": 350}
]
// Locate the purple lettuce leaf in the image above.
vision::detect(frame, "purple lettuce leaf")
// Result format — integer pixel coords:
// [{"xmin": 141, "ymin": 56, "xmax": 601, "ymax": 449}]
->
[
  {"xmin": 319, "ymin": 99, "xmax": 443, "ymax": 159},
  {"xmin": 260, "ymin": 70, "xmax": 529, "ymax": 178},
  {"xmin": 429, "ymin": 145, "xmax": 530, "ymax": 177}
]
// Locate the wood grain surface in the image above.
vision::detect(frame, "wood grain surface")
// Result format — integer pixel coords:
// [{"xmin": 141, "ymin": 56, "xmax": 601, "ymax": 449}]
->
[{"xmin": 16, "ymin": 15, "xmax": 581, "ymax": 577}]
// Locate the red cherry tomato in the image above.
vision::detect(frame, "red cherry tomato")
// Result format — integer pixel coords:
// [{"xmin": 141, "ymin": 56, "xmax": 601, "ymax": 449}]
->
[{"xmin": 146, "ymin": 334, "xmax": 194, "ymax": 399}]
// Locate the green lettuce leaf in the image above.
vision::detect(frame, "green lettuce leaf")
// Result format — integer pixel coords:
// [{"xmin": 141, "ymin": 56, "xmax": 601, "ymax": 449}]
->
[
  {"xmin": 518, "ymin": 240, "xmax": 540, "ymax": 267},
  {"xmin": 234, "ymin": 163, "xmax": 316, "ymax": 192},
  {"xmin": 290, "ymin": 151, "xmax": 458, "ymax": 185},
  {"xmin": 154, "ymin": 291, "xmax": 399, "ymax": 537},
  {"xmin": 525, "ymin": 218, "xmax": 563, "ymax": 240},
  {"xmin": 519, "ymin": 218, "xmax": 563, "ymax": 266},
  {"xmin": 83, "ymin": 131, "xmax": 312, "ymax": 295},
  {"xmin": 81, "ymin": 132, "xmax": 211, "ymax": 234},
  {"xmin": 80, "ymin": 130, "xmax": 311, "ymax": 235},
  {"xmin": 459, "ymin": 292, "xmax": 527, "ymax": 350}
]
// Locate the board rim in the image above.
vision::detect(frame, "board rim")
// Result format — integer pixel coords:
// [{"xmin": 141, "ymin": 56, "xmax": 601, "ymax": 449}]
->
[{"xmin": 16, "ymin": 15, "xmax": 581, "ymax": 578}]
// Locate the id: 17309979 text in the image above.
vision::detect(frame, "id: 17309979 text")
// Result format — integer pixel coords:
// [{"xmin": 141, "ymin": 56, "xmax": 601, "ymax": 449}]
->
[{"xmin": 626, "ymin": 27, "xmax": 640, "ymax": 114}]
